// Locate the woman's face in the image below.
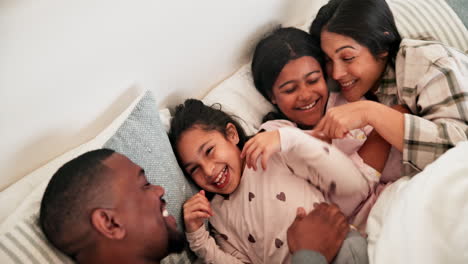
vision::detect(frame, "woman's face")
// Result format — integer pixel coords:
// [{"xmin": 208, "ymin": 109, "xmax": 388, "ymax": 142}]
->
[
  {"xmin": 271, "ymin": 56, "xmax": 328, "ymax": 129},
  {"xmin": 176, "ymin": 124, "xmax": 243, "ymax": 195},
  {"xmin": 320, "ymin": 30, "xmax": 388, "ymax": 102}
]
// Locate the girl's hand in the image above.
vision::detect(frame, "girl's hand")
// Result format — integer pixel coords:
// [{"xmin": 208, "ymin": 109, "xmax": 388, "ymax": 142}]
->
[
  {"xmin": 313, "ymin": 101, "xmax": 373, "ymax": 139},
  {"xmin": 240, "ymin": 130, "xmax": 280, "ymax": 171},
  {"xmin": 183, "ymin": 190, "xmax": 214, "ymax": 233}
]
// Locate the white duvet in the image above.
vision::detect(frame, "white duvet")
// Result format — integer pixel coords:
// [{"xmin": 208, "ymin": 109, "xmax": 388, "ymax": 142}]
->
[{"xmin": 367, "ymin": 141, "xmax": 468, "ymax": 264}]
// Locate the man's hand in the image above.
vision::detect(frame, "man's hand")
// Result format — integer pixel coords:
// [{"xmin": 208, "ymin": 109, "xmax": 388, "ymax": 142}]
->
[{"xmin": 287, "ymin": 203, "xmax": 349, "ymax": 263}]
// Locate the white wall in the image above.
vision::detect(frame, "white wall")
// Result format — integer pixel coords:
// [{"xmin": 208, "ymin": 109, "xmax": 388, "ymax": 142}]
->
[{"xmin": 0, "ymin": 0, "xmax": 325, "ymax": 190}]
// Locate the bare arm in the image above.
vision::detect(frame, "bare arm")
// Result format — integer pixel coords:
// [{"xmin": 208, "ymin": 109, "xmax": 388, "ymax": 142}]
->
[
  {"xmin": 366, "ymin": 101, "xmax": 405, "ymax": 152},
  {"xmin": 358, "ymin": 104, "xmax": 410, "ymax": 172},
  {"xmin": 313, "ymin": 101, "xmax": 405, "ymax": 152}
]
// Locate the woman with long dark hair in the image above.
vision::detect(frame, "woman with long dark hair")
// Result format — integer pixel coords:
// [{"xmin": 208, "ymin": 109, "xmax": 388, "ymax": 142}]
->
[{"xmin": 310, "ymin": 0, "xmax": 468, "ymax": 176}]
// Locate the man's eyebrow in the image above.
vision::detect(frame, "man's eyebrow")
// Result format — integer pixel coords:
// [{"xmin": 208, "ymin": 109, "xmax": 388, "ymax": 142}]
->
[{"xmin": 335, "ymin": 45, "xmax": 355, "ymax": 53}]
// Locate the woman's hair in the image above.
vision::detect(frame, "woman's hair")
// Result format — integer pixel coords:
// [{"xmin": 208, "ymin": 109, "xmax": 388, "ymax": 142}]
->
[
  {"xmin": 310, "ymin": 0, "xmax": 401, "ymax": 66},
  {"xmin": 251, "ymin": 27, "xmax": 325, "ymax": 122},
  {"xmin": 168, "ymin": 99, "xmax": 249, "ymax": 198}
]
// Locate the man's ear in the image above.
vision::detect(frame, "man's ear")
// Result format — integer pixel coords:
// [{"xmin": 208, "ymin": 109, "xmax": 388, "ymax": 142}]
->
[
  {"xmin": 91, "ymin": 208, "xmax": 126, "ymax": 240},
  {"xmin": 225, "ymin": 123, "xmax": 240, "ymax": 145}
]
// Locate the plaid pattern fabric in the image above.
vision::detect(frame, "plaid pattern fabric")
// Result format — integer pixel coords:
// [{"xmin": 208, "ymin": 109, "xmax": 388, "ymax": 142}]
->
[{"xmin": 375, "ymin": 39, "xmax": 468, "ymax": 176}]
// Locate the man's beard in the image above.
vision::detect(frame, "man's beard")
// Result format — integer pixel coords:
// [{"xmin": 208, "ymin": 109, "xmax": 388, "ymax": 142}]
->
[{"xmin": 166, "ymin": 224, "xmax": 186, "ymax": 254}]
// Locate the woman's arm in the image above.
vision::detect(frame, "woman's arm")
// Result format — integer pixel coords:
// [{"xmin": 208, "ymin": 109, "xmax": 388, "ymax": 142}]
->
[
  {"xmin": 357, "ymin": 130, "xmax": 391, "ymax": 173},
  {"xmin": 366, "ymin": 102, "xmax": 405, "ymax": 152},
  {"xmin": 316, "ymin": 43, "xmax": 468, "ymax": 174},
  {"xmin": 393, "ymin": 43, "xmax": 468, "ymax": 174},
  {"xmin": 312, "ymin": 101, "xmax": 405, "ymax": 152},
  {"xmin": 358, "ymin": 104, "xmax": 410, "ymax": 172},
  {"xmin": 313, "ymin": 89, "xmax": 468, "ymax": 175}
]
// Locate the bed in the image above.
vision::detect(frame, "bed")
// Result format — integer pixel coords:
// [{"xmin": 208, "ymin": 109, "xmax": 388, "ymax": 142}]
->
[{"xmin": 1, "ymin": 0, "xmax": 467, "ymax": 263}]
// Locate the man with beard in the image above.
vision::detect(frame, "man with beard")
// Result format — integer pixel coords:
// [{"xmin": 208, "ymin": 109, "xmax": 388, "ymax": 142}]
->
[{"xmin": 39, "ymin": 149, "xmax": 185, "ymax": 264}]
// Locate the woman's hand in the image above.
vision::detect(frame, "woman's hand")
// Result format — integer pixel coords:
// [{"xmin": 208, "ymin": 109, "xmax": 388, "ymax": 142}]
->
[
  {"xmin": 240, "ymin": 130, "xmax": 280, "ymax": 170},
  {"xmin": 315, "ymin": 101, "xmax": 405, "ymax": 151},
  {"xmin": 183, "ymin": 190, "xmax": 213, "ymax": 233},
  {"xmin": 313, "ymin": 101, "xmax": 374, "ymax": 139}
]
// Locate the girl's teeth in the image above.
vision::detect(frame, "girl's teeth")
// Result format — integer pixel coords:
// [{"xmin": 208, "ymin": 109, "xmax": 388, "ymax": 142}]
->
[
  {"xmin": 215, "ymin": 173, "xmax": 222, "ymax": 183},
  {"xmin": 342, "ymin": 80, "xmax": 356, "ymax": 87},
  {"xmin": 299, "ymin": 100, "xmax": 317, "ymax": 110},
  {"xmin": 214, "ymin": 167, "xmax": 227, "ymax": 186},
  {"xmin": 162, "ymin": 208, "xmax": 169, "ymax": 217}
]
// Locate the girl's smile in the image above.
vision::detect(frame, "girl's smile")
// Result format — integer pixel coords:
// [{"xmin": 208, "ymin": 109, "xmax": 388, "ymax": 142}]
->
[
  {"xmin": 270, "ymin": 56, "xmax": 328, "ymax": 129},
  {"xmin": 176, "ymin": 124, "xmax": 243, "ymax": 195}
]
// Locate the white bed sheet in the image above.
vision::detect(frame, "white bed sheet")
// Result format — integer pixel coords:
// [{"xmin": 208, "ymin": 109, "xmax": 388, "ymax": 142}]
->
[{"xmin": 367, "ymin": 141, "xmax": 468, "ymax": 264}]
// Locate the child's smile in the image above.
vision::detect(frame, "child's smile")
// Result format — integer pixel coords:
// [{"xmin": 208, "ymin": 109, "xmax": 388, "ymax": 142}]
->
[
  {"xmin": 176, "ymin": 124, "xmax": 243, "ymax": 195},
  {"xmin": 212, "ymin": 166, "xmax": 230, "ymax": 189},
  {"xmin": 271, "ymin": 56, "xmax": 328, "ymax": 129}
]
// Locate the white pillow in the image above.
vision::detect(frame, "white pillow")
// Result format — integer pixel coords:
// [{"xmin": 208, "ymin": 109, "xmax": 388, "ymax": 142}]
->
[
  {"xmin": 202, "ymin": 64, "xmax": 275, "ymax": 136},
  {"xmin": 388, "ymin": 0, "xmax": 468, "ymax": 53},
  {"xmin": 367, "ymin": 141, "xmax": 468, "ymax": 264}
]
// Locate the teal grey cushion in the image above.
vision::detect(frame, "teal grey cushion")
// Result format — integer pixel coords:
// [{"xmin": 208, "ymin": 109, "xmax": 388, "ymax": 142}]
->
[
  {"xmin": 104, "ymin": 91, "xmax": 198, "ymax": 264},
  {"xmin": 446, "ymin": 0, "xmax": 468, "ymax": 28}
]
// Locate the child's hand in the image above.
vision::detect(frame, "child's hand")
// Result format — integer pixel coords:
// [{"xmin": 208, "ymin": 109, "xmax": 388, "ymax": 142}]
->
[
  {"xmin": 183, "ymin": 190, "xmax": 214, "ymax": 233},
  {"xmin": 240, "ymin": 130, "xmax": 280, "ymax": 171}
]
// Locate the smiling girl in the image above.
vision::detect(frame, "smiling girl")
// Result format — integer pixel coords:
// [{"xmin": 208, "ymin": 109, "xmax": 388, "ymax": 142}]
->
[{"xmin": 169, "ymin": 99, "xmax": 370, "ymax": 264}]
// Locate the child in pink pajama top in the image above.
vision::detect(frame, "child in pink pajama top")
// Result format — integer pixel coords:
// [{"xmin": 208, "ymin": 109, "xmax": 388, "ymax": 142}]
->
[
  {"xmin": 169, "ymin": 99, "xmax": 370, "ymax": 264},
  {"xmin": 251, "ymin": 27, "xmax": 407, "ymax": 229}
]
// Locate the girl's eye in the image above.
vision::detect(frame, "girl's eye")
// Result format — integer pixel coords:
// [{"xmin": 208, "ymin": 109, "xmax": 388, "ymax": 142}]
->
[
  {"xmin": 189, "ymin": 166, "xmax": 199, "ymax": 175},
  {"xmin": 307, "ymin": 79, "xmax": 319, "ymax": 85},
  {"xmin": 284, "ymin": 87, "xmax": 297, "ymax": 94},
  {"xmin": 343, "ymin": 56, "xmax": 355, "ymax": 62},
  {"xmin": 206, "ymin": 147, "xmax": 213, "ymax": 155}
]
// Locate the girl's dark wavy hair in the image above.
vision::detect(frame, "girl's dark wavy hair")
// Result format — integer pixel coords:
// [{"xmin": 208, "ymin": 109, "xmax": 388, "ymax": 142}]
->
[
  {"xmin": 251, "ymin": 27, "xmax": 326, "ymax": 122},
  {"xmin": 168, "ymin": 98, "xmax": 249, "ymax": 199}
]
